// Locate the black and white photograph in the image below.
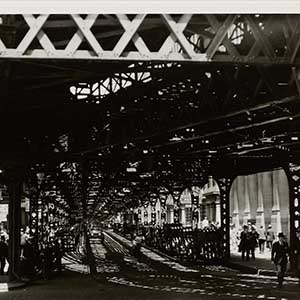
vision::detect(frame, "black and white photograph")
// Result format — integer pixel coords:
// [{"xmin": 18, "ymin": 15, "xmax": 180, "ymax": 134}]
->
[{"xmin": 0, "ymin": 1, "xmax": 300, "ymax": 299}]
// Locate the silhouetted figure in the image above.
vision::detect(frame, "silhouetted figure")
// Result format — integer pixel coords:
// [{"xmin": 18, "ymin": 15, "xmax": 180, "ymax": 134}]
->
[
  {"xmin": 21, "ymin": 237, "xmax": 37, "ymax": 280},
  {"xmin": 132, "ymin": 234, "xmax": 144, "ymax": 259},
  {"xmin": 249, "ymin": 226, "xmax": 259, "ymax": 260},
  {"xmin": 239, "ymin": 225, "xmax": 250, "ymax": 261},
  {"xmin": 272, "ymin": 232, "xmax": 289, "ymax": 289},
  {"xmin": 0, "ymin": 236, "xmax": 8, "ymax": 275}
]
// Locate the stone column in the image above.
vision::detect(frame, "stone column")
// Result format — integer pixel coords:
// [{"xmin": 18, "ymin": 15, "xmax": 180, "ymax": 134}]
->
[
  {"xmin": 256, "ymin": 173, "xmax": 265, "ymax": 227},
  {"xmin": 231, "ymin": 183, "xmax": 239, "ymax": 228},
  {"xmin": 147, "ymin": 205, "xmax": 152, "ymax": 224},
  {"xmin": 271, "ymin": 171, "xmax": 282, "ymax": 235},
  {"xmin": 140, "ymin": 207, "xmax": 144, "ymax": 224},
  {"xmin": 243, "ymin": 176, "xmax": 251, "ymax": 225},
  {"xmin": 180, "ymin": 205, "xmax": 186, "ymax": 225},
  {"xmin": 169, "ymin": 206, "xmax": 174, "ymax": 224},
  {"xmin": 215, "ymin": 196, "xmax": 221, "ymax": 225}
]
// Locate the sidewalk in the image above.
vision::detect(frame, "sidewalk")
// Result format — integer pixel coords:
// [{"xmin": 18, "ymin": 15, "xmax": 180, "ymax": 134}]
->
[
  {"xmin": 107, "ymin": 230, "xmax": 299, "ymax": 280},
  {"xmin": 227, "ymin": 249, "xmax": 298, "ymax": 278},
  {"xmin": 0, "ymin": 276, "xmax": 25, "ymax": 291}
]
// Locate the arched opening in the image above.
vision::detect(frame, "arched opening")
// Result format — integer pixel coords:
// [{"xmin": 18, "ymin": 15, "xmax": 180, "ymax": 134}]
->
[
  {"xmin": 229, "ymin": 168, "xmax": 290, "ymax": 262},
  {"xmin": 200, "ymin": 177, "xmax": 221, "ymax": 229},
  {"xmin": 166, "ymin": 194, "xmax": 174, "ymax": 224},
  {"xmin": 179, "ymin": 188, "xmax": 192, "ymax": 226}
]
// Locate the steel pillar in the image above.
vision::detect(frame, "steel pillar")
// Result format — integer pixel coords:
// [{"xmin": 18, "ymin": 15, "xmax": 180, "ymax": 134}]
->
[
  {"xmin": 284, "ymin": 163, "xmax": 300, "ymax": 269},
  {"xmin": 215, "ymin": 177, "xmax": 235, "ymax": 260},
  {"xmin": 7, "ymin": 169, "xmax": 23, "ymax": 281}
]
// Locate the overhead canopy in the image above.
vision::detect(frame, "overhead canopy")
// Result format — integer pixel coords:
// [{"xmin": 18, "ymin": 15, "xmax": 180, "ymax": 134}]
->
[{"xmin": 0, "ymin": 14, "xmax": 300, "ymax": 213}]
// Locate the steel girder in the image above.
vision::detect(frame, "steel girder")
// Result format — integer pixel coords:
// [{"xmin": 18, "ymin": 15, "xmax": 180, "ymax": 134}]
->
[{"xmin": 0, "ymin": 14, "xmax": 300, "ymax": 65}]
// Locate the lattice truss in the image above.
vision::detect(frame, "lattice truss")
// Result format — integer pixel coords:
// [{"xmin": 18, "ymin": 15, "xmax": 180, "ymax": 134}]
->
[
  {"xmin": 1, "ymin": 14, "xmax": 300, "ymax": 65},
  {"xmin": 2, "ymin": 14, "xmax": 300, "ymax": 163}
]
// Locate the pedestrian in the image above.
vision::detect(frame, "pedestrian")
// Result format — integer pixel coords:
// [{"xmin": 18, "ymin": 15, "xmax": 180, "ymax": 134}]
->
[
  {"xmin": 266, "ymin": 224, "xmax": 275, "ymax": 250},
  {"xmin": 0, "ymin": 236, "xmax": 8, "ymax": 275},
  {"xmin": 239, "ymin": 225, "xmax": 250, "ymax": 261},
  {"xmin": 294, "ymin": 228, "xmax": 300, "ymax": 285},
  {"xmin": 249, "ymin": 226, "xmax": 259, "ymax": 260},
  {"xmin": 271, "ymin": 232, "xmax": 289, "ymax": 289},
  {"xmin": 202, "ymin": 217, "xmax": 209, "ymax": 228},
  {"xmin": 21, "ymin": 236, "xmax": 37, "ymax": 280},
  {"xmin": 257, "ymin": 225, "xmax": 266, "ymax": 254}
]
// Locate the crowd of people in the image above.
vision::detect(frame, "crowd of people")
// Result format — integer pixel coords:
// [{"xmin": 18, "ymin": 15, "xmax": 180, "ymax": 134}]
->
[
  {"xmin": 230, "ymin": 223, "xmax": 276, "ymax": 258},
  {"xmin": 238, "ymin": 224, "xmax": 276, "ymax": 260},
  {"xmin": 0, "ymin": 224, "xmax": 62, "ymax": 280},
  {"xmin": 231, "ymin": 223, "xmax": 300, "ymax": 289}
]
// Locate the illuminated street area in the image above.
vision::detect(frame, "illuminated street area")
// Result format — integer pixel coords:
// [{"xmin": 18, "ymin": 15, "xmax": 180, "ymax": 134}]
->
[{"xmin": 2, "ymin": 234, "xmax": 299, "ymax": 300}]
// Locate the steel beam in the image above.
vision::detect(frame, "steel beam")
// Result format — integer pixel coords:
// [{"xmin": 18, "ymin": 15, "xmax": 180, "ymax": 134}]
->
[{"xmin": 0, "ymin": 14, "xmax": 299, "ymax": 65}]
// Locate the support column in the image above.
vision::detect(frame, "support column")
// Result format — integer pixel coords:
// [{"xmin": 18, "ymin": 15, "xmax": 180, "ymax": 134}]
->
[
  {"xmin": 215, "ymin": 176, "xmax": 235, "ymax": 259},
  {"xmin": 243, "ymin": 176, "xmax": 251, "ymax": 225},
  {"xmin": 169, "ymin": 207, "xmax": 174, "ymax": 224},
  {"xmin": 231, "ymin": 184, "xmax": 239, "ymax": 228},
  {"xmin": 7, "ymin": 169, "xmax": 23, "ymax": 281},
  {"xmin": 180, "ymin": 205, "xmax": 186, "ymax": 225},
  {"xmin": 284, "ymin": 163, "xmax": 300, "ymax": 269},
  {"xmin": 271, "ymin": 171, "xmax": 282, "ymax": 235},
  {"xmin": 215, "ymin": 196, "xmax": 221, "ymax": 226},
  {"xmin": 256, "ymin": 173, "xmax": 265, "ymax": 227}
]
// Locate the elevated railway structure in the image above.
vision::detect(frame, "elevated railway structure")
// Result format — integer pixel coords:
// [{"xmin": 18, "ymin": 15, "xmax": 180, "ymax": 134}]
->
[{"xmin": 0, "ymin": 14, "xmax": 299, "ymax": 280}]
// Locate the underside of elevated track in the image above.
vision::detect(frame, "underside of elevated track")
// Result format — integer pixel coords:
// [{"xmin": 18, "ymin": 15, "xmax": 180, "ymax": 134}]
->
[{"xmin": 0, "ymin": 14, "xmax": 300, "ymax": 281}]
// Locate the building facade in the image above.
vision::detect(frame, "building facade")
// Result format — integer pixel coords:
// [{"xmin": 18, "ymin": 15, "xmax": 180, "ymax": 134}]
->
[{"xmin": 230, "ymin": 168, "xmax": 289, "ymax": 239}]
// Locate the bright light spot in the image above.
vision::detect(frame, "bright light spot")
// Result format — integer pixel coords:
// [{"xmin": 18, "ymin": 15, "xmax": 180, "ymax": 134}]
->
[
  {"xmin": 0, "ymin": 284, "xmax": 8, "ymax": 292},
  {"xmin": 70, "ymin": 86, "xmax": 76, "ymax": 94}
]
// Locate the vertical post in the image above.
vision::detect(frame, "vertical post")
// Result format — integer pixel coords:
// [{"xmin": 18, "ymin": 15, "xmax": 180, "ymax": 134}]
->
[
  {"xmin": 256, "ymin": 173, "xmax": 265, "ymax": 228},
  {"xmin": 215, "ymin": 176, "xmax": 235, "ymax": 260},
  {"xmin": 243, "ymin": 176, "xmax": 251, "ymax": 225},
  {"xmin": 284, "ymin": 163, "xmax": 300, "ymax": 269},
  {"xmin": 7, "ymin": 169, "xmax": 23, "ymax": 281}
]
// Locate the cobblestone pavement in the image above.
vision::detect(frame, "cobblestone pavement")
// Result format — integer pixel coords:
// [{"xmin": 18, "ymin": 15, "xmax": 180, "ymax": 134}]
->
[{"xmin": 1, "ymin": 235, "xmax": 300, "ymax": 300}]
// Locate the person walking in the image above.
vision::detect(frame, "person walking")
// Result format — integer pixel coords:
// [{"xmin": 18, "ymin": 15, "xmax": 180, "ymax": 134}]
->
[
  {"xmin": 257, "ymin": 225, "xmax": 266, "ymax": 254},
  {"xmin": 271, "ymin": 232, "xmax": 289, "ymax": 289},
  {"xmin": 0, "ymin": 236, "xmax": 8, "ymax": 275},
  {"xmin": 249, "ymin": 226, "xmax": 259, "ymax": 260},
  {"xmin": 239, "ymin": 225, "xmax": 251, "ymax": 261}
]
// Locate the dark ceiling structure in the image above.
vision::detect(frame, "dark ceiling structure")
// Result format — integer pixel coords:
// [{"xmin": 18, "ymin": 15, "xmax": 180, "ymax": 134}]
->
[{"xmin": 0, "ymin": 14, "xmax": 300, "ymax": 217}]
